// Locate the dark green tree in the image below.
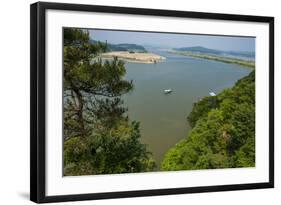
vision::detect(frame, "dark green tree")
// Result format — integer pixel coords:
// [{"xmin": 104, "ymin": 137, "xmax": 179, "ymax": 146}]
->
[
  {"xmin": 63, "ymin": 28, "xmax": 155, "ymax": 175},
  {"xmin": 187, "ymin": 96, "xmax": 218, "ymax": 128}
]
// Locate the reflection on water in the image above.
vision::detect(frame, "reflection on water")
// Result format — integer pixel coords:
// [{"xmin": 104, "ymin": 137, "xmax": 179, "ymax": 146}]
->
[{"xmin": 123, "ymin": 49, "xmax": 251, "ymax": 168}]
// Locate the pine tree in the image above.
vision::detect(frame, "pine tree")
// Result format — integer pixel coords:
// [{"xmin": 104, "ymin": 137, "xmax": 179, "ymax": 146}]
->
[{"xmin": 63, "ymin": 28, "xmax": 155, "ymax": 175}]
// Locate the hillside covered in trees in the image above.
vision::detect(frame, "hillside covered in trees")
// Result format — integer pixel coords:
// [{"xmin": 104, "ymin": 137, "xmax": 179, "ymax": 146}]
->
[
  {"xmin": 161, "ymin": 71, "xmax": 255, "ymax": 170},
  {"xmin": 89, "ymin": 39, "xmax": 147, "ymax": 53},
  {"xmin": 63, "ymin": 28, "xmax": 155, "ymax": 176}
]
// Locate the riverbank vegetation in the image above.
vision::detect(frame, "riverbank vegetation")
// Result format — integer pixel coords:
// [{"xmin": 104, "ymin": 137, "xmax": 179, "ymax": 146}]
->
[
  {"xmin": 63, "ymin": 28, "xmax": 155, "ymax": 176},
  {"xmin": 161, "ymin": 71, "xmax": 255, "ymax": 170}
]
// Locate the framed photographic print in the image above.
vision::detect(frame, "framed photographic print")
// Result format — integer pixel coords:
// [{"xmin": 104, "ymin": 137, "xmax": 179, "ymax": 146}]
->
[{"xmin": 30, "ymin": 2, "xmax": 274, "ymax": 203}]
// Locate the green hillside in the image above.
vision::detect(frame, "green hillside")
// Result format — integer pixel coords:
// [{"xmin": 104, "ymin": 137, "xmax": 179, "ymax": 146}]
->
[
  {"xmin": 89, "ymin": 40, "xmax": 147, "ymax": 52},
  {"xmin": 161, "ymin": 71, "xmax": 255, "ymax": 170}
]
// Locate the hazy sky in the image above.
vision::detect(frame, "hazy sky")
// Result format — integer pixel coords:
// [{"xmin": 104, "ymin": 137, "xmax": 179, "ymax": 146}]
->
[{"xmin": 89, "ymin": 29, "xmax": 255, "ymax": 52}]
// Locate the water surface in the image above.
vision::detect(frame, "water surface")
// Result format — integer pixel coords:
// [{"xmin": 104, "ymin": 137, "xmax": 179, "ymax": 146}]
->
[{"xmin": 123, "ymin": 49, "xmax": 251, "ymax": 168}]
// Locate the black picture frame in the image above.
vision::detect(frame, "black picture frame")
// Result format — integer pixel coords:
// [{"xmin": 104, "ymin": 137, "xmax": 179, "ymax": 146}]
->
[{"xmin": 30, "ymin": 2, "xmax": 274, "ymax": 203}]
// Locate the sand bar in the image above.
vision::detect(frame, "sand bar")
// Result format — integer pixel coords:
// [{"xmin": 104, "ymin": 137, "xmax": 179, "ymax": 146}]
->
[{"xmin": 101, "ymin": 51, "xmax": 166, "ymax": 64}]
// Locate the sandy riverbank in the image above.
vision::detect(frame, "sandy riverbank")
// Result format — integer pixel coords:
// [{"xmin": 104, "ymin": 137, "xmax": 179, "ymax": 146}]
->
[{"xmin": 101, "ymin": 51, "xmax": 166, "ymax": 64}]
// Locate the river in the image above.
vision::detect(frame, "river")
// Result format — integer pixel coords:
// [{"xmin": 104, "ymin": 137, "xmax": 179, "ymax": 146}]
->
[{"xmin": 123, "ymin": 48, "xmax": 251, "ymax": 168}]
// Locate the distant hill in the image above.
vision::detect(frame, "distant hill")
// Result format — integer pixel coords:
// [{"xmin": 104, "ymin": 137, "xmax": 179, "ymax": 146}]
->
[
  {"xmin": 109, "ymin": 43, "xmax": 147, "ymax": 52},
  {"xmin": 175, "ymin": 46, "xmax": 221, "ymax": 54},
  {"xmin": 89, "ymin": 40, "xmax": 147, "ymax": 53},
  {"xmin": 174, "ymin": 46, "xmax": 255, "ymax": 59}
]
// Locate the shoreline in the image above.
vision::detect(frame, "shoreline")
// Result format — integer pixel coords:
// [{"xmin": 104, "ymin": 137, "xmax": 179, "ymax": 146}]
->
[
  {"xmin": 169, "ymin": 50, "xmax": 255, "ymax": 69},
  {"xmin": 101, "ymin": 51, "xmax": 166, "ymax": 64}
]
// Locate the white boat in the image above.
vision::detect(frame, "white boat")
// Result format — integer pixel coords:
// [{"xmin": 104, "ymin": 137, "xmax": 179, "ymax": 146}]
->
[
  {"xmin": 164, "ymin": 89, "xmax": 172, "ymax": 94},
  {"xmin": 209, "ymin": 92, "xmax": 216, "ymax": 97}
]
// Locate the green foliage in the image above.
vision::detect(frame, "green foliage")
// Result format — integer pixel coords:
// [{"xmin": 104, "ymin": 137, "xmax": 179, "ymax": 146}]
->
[
  {"xmin": 231, "ymin": 137, "xmax": 255, "ymax": 167},
  {"xmin": 187, "ymin": 96, "xmax": 218, "ymax": 127},
  {"xmin": 64, "ymin": 121, "xmax": 155, "ymax": 175},
  {"xmin": 63, "ymin": 28, "xmax": 155, "ymax": 175},
  {"xmin": 162, "ymin": 71, "xmax": 255, "ymax": 171}
]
